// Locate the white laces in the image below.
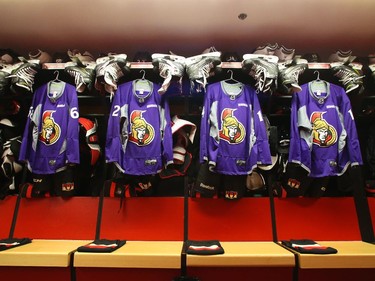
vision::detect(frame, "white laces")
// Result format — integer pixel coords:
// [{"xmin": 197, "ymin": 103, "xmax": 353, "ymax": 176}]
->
[
  {"xmin": 335, "ymin": 68, "xmax": 364, "ymax": 86},
  {"xmin": 66, "ymin": 68, "xmax": 85, "ymax": 91},
  {"xmin": 104, "ymin": 61, "xmax": 123, "ymax": 86},
  {"xmin": 196, "ymin": 62, "xmax": 213, "ymax": 87},
  {"xmin": 286, "ymin": 65, "xmax": 306, "ymax": 83},
  {"xmin": 159, "ymin": 63, "xmax": 172, "ymax": 94},
  {"xmin": 16, "ymin": 65, "xmax": 37, "ymax": 86}
]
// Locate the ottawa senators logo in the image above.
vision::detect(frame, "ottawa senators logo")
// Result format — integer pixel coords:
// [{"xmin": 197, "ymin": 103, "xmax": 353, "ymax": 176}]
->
[
  {"xmin": 311, "ymin": 112, "xmax": 337, "ymax": 147},
  {"xmin": 62, "ymin": 182, "xmax": 75, "ymax": 192},
  {"xmin": 219, "ymin": 108, "xmax": 245, "ymax": 144},
  {"xmin": 129, "ymin": 110, "xmax": 155, "ymax": 146},
  {"xmin": 39, "ymin": 111, "xmax": 61, "ymax": 145}
]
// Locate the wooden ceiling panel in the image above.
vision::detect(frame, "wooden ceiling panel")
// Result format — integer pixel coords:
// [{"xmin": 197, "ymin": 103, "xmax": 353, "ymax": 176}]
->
[{"xmin": 0, "ymin": 0, "xmax": 374, "ymax": 60}]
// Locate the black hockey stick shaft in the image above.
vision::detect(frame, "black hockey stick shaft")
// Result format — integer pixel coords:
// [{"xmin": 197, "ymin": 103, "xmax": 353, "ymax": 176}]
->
[{"xmin": 8, "ymin": 165, "xmax": 28, "ymax": 239}]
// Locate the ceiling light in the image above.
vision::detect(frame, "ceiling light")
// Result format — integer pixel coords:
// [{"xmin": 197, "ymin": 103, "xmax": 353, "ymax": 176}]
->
[{"xmin": 238, "ymin": 13, "xmax": 247, "ymax": 20}]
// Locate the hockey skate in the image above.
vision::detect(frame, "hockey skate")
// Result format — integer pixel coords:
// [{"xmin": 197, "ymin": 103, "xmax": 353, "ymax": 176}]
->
[
  {"xmin": 0, "ymin": 64, "xmax": 12, "ymax": 95},
  {"xmin": 7, "ymin": 59, "xmax": 40, "ymax": 93},
  {"xmin": 152, "ymin": 53, "xmax": 186, "ymax": 95},
  {"xmin": 185, "ymin": 52, "xmax": 221, "ymax": 92},
  {"xmin": 67, "ymin": 49, "xmax": 95, "ymax": 64},
  {"xmin": 94, "ymin": 53, "xmax": 129, "ymax": 96},
  {"xmin": 328, "ymin": 50, "xmax": 356, "ymax": 64},
  {"xmin": 65, "ymin": 61, "xmax": 96, "ymax": 93},
  {"xmin": 253, "ymin": 43, "xmax": 279, "ymax": 55},
  {"xmin": 242, "ymin": 54, "xmax": 278, "ymax": 93},
  {"xmin": 278, "ymin": 63, "xmax": 308, "ymax": 93},
  {"xmin": 369, "ymin": 63, "xmax": 375, "ymax": 87},
  {"xmin": 331, "ymin": 62, "xmax": 364, "ymax": 94},
  {"xmin": 274, "ymin": 45, "xmax": 295, "ymax": 64}
]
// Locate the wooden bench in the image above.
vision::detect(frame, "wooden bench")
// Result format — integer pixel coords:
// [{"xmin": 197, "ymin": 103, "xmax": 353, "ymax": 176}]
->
[
  {"xmin": 0, "ymin": 239, "xmax": 89, "ymax": 267},
  {"xmin": 74, "ymin": 197, "xmax": 295, "ymax": 281},
  {"xmin": 73, "ymin": 197, "xmax": 184, "ymax": 281},
  {"xmin": 0, "ymin": 197, "xmax": 96, "ymax": 281},
  {"xmin": 185, "ymin": 197, "xmax": 295, "ymax": 281},
  {"xmin": 274, "ymin": 197, "xmax": 375, "ymax": 281},
  {"xmin": 2, "ymin": 195, "xmax": 374, "ymax": 281},
  {"xmin": 0, "ymin": 196, "xmax": 185, "ymax": 281}
]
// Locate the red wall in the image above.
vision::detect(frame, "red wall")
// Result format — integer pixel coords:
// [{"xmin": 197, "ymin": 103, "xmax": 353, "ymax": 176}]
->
[
  {"xmin": 274, "ymin": 197, "xmax": 361, "ymax": 241},
  {"xmin": 13, "ymin": 197, "xmax": 98, "ymax": 240},
  {"xmin": 100, "ymin": 197, "xmax": 184, "ymax": 241},
  {"xmin": 0, "ymin": 196, "xmax": 17, "ymax": 238},
  {"xmin": 2, "ymin": 196, "xmax": 367, "ymax": 242},
  {"xmin": 188, "ymin": 197, "xmax": 273, "ymax": 241}
]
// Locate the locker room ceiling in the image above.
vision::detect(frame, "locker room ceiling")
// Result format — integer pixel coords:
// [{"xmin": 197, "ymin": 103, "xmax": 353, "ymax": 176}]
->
[{"xmin": 1, "ymin": 0, "xmax": 374, "ymax": 61}]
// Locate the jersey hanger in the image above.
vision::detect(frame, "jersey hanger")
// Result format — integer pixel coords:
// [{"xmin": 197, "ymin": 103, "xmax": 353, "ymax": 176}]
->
[
  {"xmin": 310, "ymin": 70, "xmax": 328, "ymax": 103},
  {"xmin": 52, "ymin": 70, "xmax": 62, "ymax": 82},
  {"xmin": 140, "ymin": 69, "xmax": 146, "ymax": 80},
  {"xmin": 134, "ymin": 69, "xmax": 152, "ymax": 98},
  {"xmin": 313, "ymin": 70, "xmax": 321, "ymax": 81},
  {"xmin": 222, "ymin": 70, "xmax": 243, "ymax": 99},
  {"xmin": 224, "ymin": 70, "xmax": 241, "ymax": 84}
]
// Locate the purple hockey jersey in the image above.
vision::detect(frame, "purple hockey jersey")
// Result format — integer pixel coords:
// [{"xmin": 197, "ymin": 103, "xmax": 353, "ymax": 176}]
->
[
  {"xmin": 200, "ymin": 81, "xmax": 272, "ymax": 175},
  {"xmin": 105, "ymin": 80, "xmax": 173, "ymax": 175},
  {"xmin": 19, "ymin": 81, "xmax": 80, "ymax": 174},
  {"xmin": 289, "ymin": 81, "xmax": 363, "ymax": 177}
]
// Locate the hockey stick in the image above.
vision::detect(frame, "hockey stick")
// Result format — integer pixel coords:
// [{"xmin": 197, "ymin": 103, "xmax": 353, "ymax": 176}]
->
[
  {"xmin": 173, "ymin": 176, "xmax": 199, "ymax": 281},
  {"xmin": 0, "ymin": 165, "xmax": 32, "ymax": 251},
  {"xmin": 94, "ymin": 164, "xmax": 106, "ymax": 240},
  {"xmin": 351, "ymin": 166, "xmax": 375, "ymax": 242},
  {"xmin": 8, "ymin": 165, "xmax": 28, "ymax": 239}
]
